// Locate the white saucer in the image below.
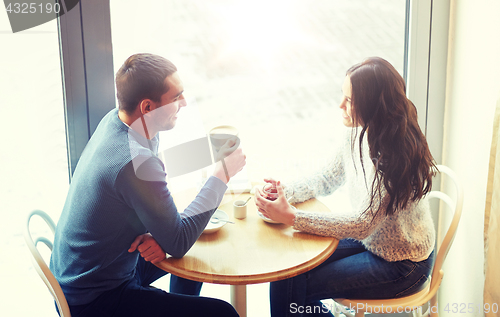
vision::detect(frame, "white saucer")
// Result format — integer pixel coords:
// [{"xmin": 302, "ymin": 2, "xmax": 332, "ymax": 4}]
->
[
  {"xmin": 203, "ymin": 209, "xmax": 230, "ymax": 234},
  {"xmin": 257, "ymin": 211, "xmax": 281, "ymax": 224}
]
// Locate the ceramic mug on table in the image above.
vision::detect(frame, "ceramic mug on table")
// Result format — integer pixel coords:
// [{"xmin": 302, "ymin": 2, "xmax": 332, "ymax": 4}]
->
[{"xmin": 233, "ymin": 199, "xmax": 247, "ymax": 219}]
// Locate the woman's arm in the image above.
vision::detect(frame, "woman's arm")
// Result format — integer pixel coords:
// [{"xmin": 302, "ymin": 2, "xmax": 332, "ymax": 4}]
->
[
  {"xmin": 255, "ymin": 179, "xmax": 390, "ymax": 238},
  {"xmin": 284, "ymin": 155, "xmax": 345, "ymax": 204},
  {"xmin": 293, "ymin": 187, "xmax": 390, "ymax": 240},
  {"xmin": 283, "ymin": 138, "xmax": 348, "ymax": 204}
]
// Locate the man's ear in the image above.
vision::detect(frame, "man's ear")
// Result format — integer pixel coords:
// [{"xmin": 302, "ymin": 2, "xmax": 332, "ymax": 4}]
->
[{"xmin": 139, "ymin": 99, "xmax": 153, "ymax": 115}]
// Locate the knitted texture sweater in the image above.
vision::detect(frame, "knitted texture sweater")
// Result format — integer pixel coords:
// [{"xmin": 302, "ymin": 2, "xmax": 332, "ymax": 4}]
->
[
  {"xmin": 286, "ymin": 129, "xmax": 435, "ymax": 262},
  {"xmin": 50, "ymin": 109, "xmax": 227, "ymax": 306}
]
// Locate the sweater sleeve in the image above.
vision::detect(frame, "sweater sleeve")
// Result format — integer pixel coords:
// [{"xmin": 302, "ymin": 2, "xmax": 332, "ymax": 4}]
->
[
  {"xmin": 293, "ymin": 184, "xmax": 390, "ymax": 240},
  {"xmin": 116, "ymin": 157, "xmax": 227, "ymax": 258},
  {"xmin": 284, "ymin": 140, "xmax": 347, "ymax": 204}
]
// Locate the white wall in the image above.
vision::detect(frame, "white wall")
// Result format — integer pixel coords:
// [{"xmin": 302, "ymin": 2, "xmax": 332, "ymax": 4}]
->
[{"xmin": 440, "ymin": 0, "xmax": 500, "ymax": 315}]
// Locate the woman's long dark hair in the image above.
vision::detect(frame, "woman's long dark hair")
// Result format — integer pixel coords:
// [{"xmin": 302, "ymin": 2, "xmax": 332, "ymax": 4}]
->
[{"xmin": 347, "ymin": 57, "xmax": 436, "ymax": 216}]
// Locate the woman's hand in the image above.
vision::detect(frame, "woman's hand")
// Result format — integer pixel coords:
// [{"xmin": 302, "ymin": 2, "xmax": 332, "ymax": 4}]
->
[
  {"xmin": 263, "ymin": 177, "xmax": 278, "ymax": 187},
  {"xmin": 255, "ymin": 181, "xmax": 296, "ymax": 226},
  {"xmin": 128, "ymin": 233, "xmax": 166, "ymax": 264}
]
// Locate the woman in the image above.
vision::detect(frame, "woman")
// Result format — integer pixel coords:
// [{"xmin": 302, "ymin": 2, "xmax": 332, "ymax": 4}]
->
[{"xmin": 255, "ymin": 57, "xmax": 437, "ymax": 317}]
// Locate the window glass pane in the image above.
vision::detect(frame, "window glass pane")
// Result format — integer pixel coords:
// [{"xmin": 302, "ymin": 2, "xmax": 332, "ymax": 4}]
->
[
  {"xmin": 110, "ymin": 0, "xmax": 405, "ymax": 182},
  {"xmin": 0, "ymin": 16, "xmax": 67, "ymax": 316}
]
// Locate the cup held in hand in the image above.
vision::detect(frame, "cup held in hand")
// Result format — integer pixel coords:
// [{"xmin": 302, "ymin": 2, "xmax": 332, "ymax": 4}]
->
[
  {"xmin": 209, "ymin": 125, "xmax": 240, "ymax": 162},
  {"xmin": 263, "ymin": 183, "xmax": 279, "ymax": 201}
]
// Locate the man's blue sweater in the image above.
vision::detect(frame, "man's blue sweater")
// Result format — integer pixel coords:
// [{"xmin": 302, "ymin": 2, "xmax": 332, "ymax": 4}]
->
[{"xmin": 50, "ymin": 109, "xmax": 227, "ymax": 306}]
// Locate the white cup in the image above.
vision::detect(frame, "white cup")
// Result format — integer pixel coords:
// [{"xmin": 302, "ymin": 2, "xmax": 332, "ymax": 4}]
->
[
  {"xmin": 233, "ymin": 200, "xmax": 247, "ymax": 219},
  {"xmin": 209, "ymin": 125, "xmax": 239, "ymax": 151}
]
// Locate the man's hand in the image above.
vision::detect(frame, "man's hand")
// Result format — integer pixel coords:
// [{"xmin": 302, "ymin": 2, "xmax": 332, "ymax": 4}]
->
[
  {"xmin": 213, "ymin": 138, "xmax": 246, "ymax": 183},
  {"xmin": 128, "ymin": 233, "xmax": 166, "ymax": 264}
]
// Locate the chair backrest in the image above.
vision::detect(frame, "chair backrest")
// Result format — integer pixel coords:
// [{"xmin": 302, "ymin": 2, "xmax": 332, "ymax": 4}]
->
[
  {"xmin": 427, "ymin": 165, "xmax": 464, "ymax": 291},
  {"xmin": 23, "ymin": 210, "xmax": 71, "ymax": 317}
]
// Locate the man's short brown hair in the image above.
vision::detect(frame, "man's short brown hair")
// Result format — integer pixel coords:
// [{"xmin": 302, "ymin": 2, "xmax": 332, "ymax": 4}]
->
[{"xmin": 115, "ymin": 53, "xmax": 177, "ymax": 114}]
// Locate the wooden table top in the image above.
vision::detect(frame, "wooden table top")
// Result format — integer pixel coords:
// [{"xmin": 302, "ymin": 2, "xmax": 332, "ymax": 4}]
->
[{"xmin": 155, "ymin": 189, "xmax": 338, "ymax": 285}]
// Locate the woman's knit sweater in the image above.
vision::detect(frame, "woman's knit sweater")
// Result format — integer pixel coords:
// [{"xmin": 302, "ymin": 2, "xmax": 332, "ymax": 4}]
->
[{"xmin": 286, "ymin": 129, "xmax": 435, "ymax": 262}]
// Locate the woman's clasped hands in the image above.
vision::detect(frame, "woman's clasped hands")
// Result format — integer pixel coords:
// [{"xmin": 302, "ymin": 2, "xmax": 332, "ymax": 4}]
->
[{"xmin": 254, "ymin": 178, "xmax": 296, "ymax": 226}]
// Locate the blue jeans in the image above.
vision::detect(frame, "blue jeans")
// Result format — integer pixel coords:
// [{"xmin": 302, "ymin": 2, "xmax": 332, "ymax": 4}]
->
[
  {"xmin": 270, "ymin": 239, "xmax": 435, "ymax": 317},
  {"xmin": 66, "ymin": 257, "xmax": 237, "ymax": 317},
  {"xmin": 170, "ymin": 274, "xmax": 203, "ymax": 295}
]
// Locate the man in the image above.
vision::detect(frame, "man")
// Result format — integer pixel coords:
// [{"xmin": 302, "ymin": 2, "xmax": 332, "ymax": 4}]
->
[{"xmin": 50, "ymin": 53, "xmax": 245, "ymax": 317}]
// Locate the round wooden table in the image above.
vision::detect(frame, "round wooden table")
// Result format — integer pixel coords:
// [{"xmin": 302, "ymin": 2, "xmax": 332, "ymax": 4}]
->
[{"xmin": 155, "ymin": 190, "xmax": 338, "ymax": 317}]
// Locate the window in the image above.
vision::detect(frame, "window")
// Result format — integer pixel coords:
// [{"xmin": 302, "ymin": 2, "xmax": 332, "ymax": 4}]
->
[
  {"xmin": 110, "ymin": 0, "xmax": 407, "ymax": 183},
  {"xmin": 0, "ymin": 16, "xmax": 68, "ymax": 316}
]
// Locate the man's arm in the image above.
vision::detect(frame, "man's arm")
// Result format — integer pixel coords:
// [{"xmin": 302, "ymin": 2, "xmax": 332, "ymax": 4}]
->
[
  {"xmin": 121, "ymin": 139, "xmax": 246, "ymax": 258},
  {"xmin": 118, "ymin": 156, "xmax": 227, "ymax": 258}
]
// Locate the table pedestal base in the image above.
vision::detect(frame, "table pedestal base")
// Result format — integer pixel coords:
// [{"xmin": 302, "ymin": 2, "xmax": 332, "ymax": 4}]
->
[{"xmin": 230, "ymin": 285, "xmax": 247, "ymax": 317}]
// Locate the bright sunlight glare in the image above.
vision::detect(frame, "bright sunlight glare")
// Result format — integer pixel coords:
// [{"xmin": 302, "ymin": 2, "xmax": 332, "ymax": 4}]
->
[{"xmin": 212, "ymin": 0, "xmax": 309, "ymax": 68}]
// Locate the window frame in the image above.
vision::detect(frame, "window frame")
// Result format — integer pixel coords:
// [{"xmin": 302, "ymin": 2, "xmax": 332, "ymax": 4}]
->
[
  {"xmin": 406, "ymin": 0, "xmax": 451, "ymax": 164},
  {"xmin": 58, "ymin": 0, "xmax": 115, "ymax": 179}
]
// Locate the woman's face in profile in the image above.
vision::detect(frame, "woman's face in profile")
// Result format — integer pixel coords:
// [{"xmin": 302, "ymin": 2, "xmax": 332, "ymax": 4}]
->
[{"xmin": 340, "ymin": 75, "xmax": 355, "ymax": 127}]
